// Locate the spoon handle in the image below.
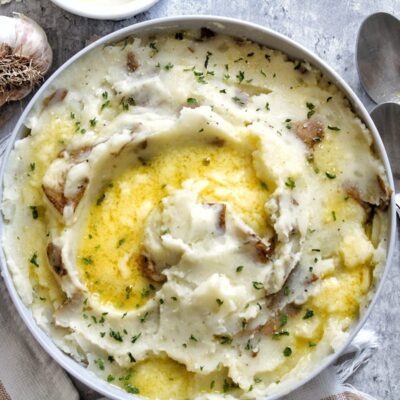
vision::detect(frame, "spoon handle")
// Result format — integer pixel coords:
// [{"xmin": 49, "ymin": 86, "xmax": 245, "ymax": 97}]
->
[{"xmin": 396, "ymin": 193, "xmax": 400, "ymax": 218}]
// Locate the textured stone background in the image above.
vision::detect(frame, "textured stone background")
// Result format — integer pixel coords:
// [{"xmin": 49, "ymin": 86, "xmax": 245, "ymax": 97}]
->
[{"xmin": 1, "ymin": 1, "xmax": 399, "ymax": 399}]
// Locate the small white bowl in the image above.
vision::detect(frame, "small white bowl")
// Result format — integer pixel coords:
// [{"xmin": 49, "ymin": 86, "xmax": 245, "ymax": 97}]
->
[{"xmin": 50, "ymin": 0, "xmax": 161, "ymax": 20}]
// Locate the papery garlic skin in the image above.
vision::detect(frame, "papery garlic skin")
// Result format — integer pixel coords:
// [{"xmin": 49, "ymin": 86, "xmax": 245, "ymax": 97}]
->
[{"xmin": 0, "ymin": 13, "xmax": 53, "ymax": 106}]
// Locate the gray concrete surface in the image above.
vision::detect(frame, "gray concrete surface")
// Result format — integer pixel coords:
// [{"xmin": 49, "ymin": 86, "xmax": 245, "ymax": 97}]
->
[{"xmin": 0, "ymin": 1, "xmax": 399, "ymax": 399}]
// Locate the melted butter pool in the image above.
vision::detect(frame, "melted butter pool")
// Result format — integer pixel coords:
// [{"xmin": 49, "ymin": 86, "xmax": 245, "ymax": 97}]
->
[{"xmin": 77, "ymin": 142, "xmax": 270, "ymax": 310}]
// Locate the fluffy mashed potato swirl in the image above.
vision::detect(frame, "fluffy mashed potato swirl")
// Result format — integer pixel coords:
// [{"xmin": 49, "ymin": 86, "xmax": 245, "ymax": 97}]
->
[{"xmin": 2, "ymin": 29, "xmax": 391, "ymax": 399}]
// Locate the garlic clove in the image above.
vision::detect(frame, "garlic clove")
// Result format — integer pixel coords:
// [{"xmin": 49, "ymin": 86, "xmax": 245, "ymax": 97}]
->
[{"xmin": 0, "ymin": 13, "xmax": 53, "ymax": 107}]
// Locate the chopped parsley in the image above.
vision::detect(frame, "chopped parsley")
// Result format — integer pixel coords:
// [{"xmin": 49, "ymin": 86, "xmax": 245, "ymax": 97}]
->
[
  {"xmin": 219, "ymin": 335, "xmax": 233, "ymax": 345},
  {"xmin": 279, "ymin": 313, "xmax": 288, "ymax": 327},
  {"xmin": 128, "ymin": 352, "xmax": 136, "ymax": 363},
  {"xmin": 107, "ymin": 374, "xmax": 115, "ymax": 382},
  {"xmin": 30, "ymin": 252, "xmax": 39, "ymax": 267},
  {"xmin": 29, "ymin": 206, "xmax": 38, "ymax": 219},
  {"xmin": 236, "ymin": 265, "xmax": 244, "ymax": 273},
  {"xmin": 82, "ymin": 256, "xmax": 93, "ymax": 265},
  {"xmin": 117, "ymin": 238, "xmax": 126, "ymax": 248},
  {"xmin": 187, "ymin": 97, "xmax": 198, "ymax": 105},
  {"xmin": 272, "ymin": 330, "xmax": 290, "ymax": 340},
  {"xmin": 94, "ymin": 358, "xmax": 105, "ymax": 370},
  {"xmin": 89, "ymin": 118, "xmax": 97, "ymax": 127},
  {"xmin": 285, "ymin": 177, "xmax": 296, "ymax": 189},
  {"xmin": 232, "ymin": 96, "xmax": 245, "ymax": 105},
  {"xmin": 327, "ymin": 125, "xmax": 340, "ymax": 131},
  {"xmin": 164, "ymin": 62, "xmax": 174, "ymax": 71},
  {"xmin": 332, "ymin": 210, "xmax": 337, "ymax": 221},
  {"xmin": 190, "ymin": 334, "xmax": 198, "ymax": 342},
  {"xmin": 29, "ymin": 162, "xmax": 35, "ymax": 172},
  {"xmin": 216, "ymin": 298, "xmax": 224, "ymax": 306},
  {"xmin": 204, "ymin": 51, "xmax": 212, "ymax": 68},
  {"xmin": 283, "ymin": 347, "xmax": 292, "ymax": 357},
  {"xmin": 131, "ymin": 333, "xmax": 142, "ymax": 344},
  {"xmin": 140, "ymin": 311, "xmax": 149, "ymax": 323},
  {"xmin": 306, "ymin": 102, "xmax": 315, "ymax": 119},
  {"xmin": 125, "ymin": 384, "xmax": 140, "ymax": 394},
  {"xmin": 109, "ymin": 329, "xmax": 123, "ymax": 342},
  {"xmin": 283, "ymin": 286, "xmax": 290, "ymax": 296},
  {"xmin": 303, "ymin": 309, "xmax": 314, "ymax": 319},
  {"xmin": 252, "ymin": 281, "xmax": 264, "ymax": 290},
  {"xmin": 236, "ymin": 70, "xmax": 245, "ymax": 83},
  {"xmin": 265, "ymin": 102, "xmax": 270, "ymax": 111},
  {"xmin": 149, "ymin": 42, "xmax": 158, "ymax": 52}
]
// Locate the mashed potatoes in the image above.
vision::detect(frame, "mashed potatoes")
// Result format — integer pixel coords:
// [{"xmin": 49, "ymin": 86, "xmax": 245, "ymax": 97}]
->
[{"xmin": 1, "ymin": 29, "xmax": 391, "ymax": 399}]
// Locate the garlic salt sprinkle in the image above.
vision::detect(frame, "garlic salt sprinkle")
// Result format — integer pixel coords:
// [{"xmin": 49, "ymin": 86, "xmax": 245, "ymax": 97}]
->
[{"xmin": 0, "ymin": 13, "xmax": 52, "ymax": 106}]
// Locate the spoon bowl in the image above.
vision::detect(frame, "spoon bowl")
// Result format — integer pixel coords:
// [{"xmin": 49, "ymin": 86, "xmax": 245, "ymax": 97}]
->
[
  {"xmin": 356, "ymin": 12, "xmax": 400, "ymax": 104},
  {"xmin": 371, "ymin": 102, "xmax": 400, "ymax": 215}
]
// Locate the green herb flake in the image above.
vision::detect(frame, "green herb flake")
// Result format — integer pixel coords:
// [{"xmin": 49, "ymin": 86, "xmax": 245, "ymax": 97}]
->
[
  {"xmin": 252, "ymin": 281, "xmax": 264, "ymax": 290},
  {"xmin": 279, "ymin": 313, "xmax": 288, "ymax": 327},
  {"xmin": 328, "ymin": 125, "xmax": 340, "ymax": 131},
  {"xmin": 332, "ymin": 210, "xmax": 337, "ymax": 221},
  {"xmin": 232, "ymin": 96, "xmax": 245, "ymax": 106},
  {"xmin": 283, "ymin": 286, "xmax": 290, "ymax": 296},
  {"xmin": 128, "ymin": 352, "xmax": 136, "ymax": 363},
  {"xmin": 285, "ymin": 177, "xmax": 296, "ymax": 189},
  {"xmin": 149, "ymin": 42, "xmax": 158, "ymax": 52},
  {"xmin": 82, "ymin": 256, "xmax": 93, "ymax": 265},
  {"xmin": 30, "ymin": 252, "xmax": 39, "ymax": 267},
  {"xmin": 117, "ymin": 238, "xmax": 126, "ymax": 248},
  {"xmin": 210, "ymin": 380, "xmax": 215, "ymax": 389},
  {"xmin": 109, "ymin": 329, "xmax": 123, "ymax": 342},
  {"xmin": 236, "ymin": 70, "xmax": 245, "ymax": 83},
  {"xmin": 303, "ymin": 309, "xmax": 315, "ymax": 319},
  {"xmin": 309, "ymin": 342, "xmax": 317, "ymax": 347},
  {"xmin": 190, "ymin": 334, "xmax": 198, "ymax": 342},
  {"xmin": 29, "ymin": 162, "xmax": 36, "ymax": 172},
  {"xmin": 265, "ymin": 102, "xmax": 270, "ymax": 111},
  {"xmin": 164, "ymin": 62, "xmax": 174, "ymax": 71},
  {"xmin": 283, "ymin": 346, "xmax": 292, "ymax": 357},
  {"xmin": 94, "ymin": 358, "xmax": 105, "ymax": 370},
  {"xmin": 236, "ymin": 265, "xmax": 244, "ymax": 273},
  {"xmin": 131, "ymin": 333, "xmax": 142, "ymax": 344},
  {"xmin": 187, "ymin": 97, "xmax": 198, "ymax": 105},
  {"xmin": 29, "ymin": 206, "xmax": 39, "ymax": 219},
  {"xmin": 272, "ymin": 330, "xmax": 290, "ymax": 340},
  {"xmin": 140, "ymin": 311, "xmax": 149, "ymax": 323},
  {"xmin": 125, "ymin": 384, "xmax": 140, "ymax": 394},
  {"xmin": 89, "ymin": 118, "xmax": 97, "ymax": 127},
  {"xmin": 216, "ymin": 298, "xmax": 224, "ymax": 306},
  {"xmin": 107, "ymin": 374, "xmax": 115, "ymax": 382},
  {"xmin": 219, "ymin": 335, "xmax": 232, "ymax": 345}
]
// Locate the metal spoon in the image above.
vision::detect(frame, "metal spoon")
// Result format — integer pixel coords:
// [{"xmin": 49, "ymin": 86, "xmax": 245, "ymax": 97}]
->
[
  {"xmin": 356, "ymin": 12, "xmax": 400, "ymax": 104},
  {"xmin": 370, "ymin": 102, "xmax": 400, "ymax": 216}
]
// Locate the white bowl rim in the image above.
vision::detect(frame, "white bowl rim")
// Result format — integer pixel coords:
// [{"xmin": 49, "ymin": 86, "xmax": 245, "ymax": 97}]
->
[
  {"xmin": 0, "ymin": 14, "xmax": 396, "ymax": 400},
  {"xmin": 49, "ymin": 0, "xmax": 160, "ymax": 20}
]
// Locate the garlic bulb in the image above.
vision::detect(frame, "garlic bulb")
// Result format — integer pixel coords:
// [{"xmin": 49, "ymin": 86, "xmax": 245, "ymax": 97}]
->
[{"xmin": 0, "ymin": 13, "xmax": 53, "ymax": 107}]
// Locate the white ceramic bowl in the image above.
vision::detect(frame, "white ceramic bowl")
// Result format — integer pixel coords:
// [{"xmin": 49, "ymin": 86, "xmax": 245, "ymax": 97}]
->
[
  {"xmin": 50, "ymin": 0, "xmax": 160, "ymax": 20},
  {"xmin": 0, "ymin": 15, "xmax": 396, "ymax": 400}
]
